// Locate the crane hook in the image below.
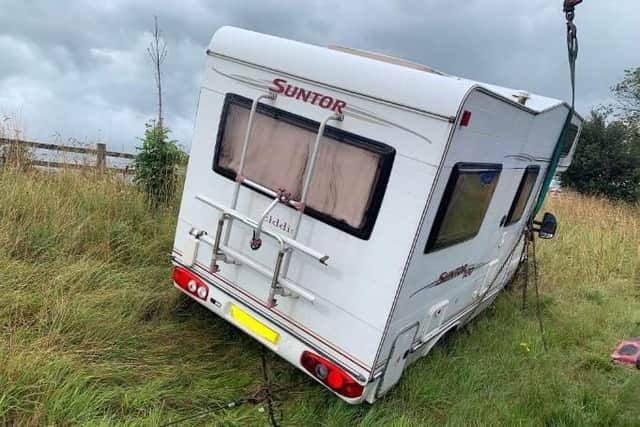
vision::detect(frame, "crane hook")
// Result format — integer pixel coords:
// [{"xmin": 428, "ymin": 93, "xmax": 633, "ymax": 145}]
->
[{"xmin": 563, "ymin": 0, "xmax": 583, "ymax": 14}]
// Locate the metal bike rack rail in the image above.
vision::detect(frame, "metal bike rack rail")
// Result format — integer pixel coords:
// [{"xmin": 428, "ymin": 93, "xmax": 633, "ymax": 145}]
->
[{"xmin": 200, "ymin": 93, "xmax": 341, "ymax": 307}]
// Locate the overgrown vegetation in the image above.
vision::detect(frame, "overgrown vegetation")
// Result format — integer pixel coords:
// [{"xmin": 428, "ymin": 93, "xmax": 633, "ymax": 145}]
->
[
  {"xmin": 0, "ymin": 169, "xmax": 638, "ymax": 426},
  {"xmin": 563, "ymin": 110, "xmax": 640, "ymax": 202},
  {"xmin": 0, "ymin": 115, "xmax": 32, "ymax": 170}
]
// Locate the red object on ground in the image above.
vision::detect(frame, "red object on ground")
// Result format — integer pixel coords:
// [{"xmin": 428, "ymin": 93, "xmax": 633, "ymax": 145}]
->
[{"xmin": 611, "ymin": 338, "xmax": 640, "ymax": 368}]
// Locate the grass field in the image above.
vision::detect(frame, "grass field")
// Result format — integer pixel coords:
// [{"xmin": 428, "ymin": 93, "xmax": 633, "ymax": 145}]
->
[{"xmin": 0, "ymin": 168, "xmax": 639, "ymax": 426}]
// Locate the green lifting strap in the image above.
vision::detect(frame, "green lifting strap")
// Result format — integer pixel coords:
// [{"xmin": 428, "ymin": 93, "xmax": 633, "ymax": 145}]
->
[
  {"xmin": 532, "ymin": 0, "xmax": 581, "ymax": 217},
  {"xmin": 532, "ymin": 112, "xmax": 573, "ymax": 216}
]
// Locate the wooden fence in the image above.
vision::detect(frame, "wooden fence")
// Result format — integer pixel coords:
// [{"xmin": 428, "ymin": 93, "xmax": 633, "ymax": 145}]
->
[{"xmin": 0, "ymin": 138, "xmax": 135, "ymax": 174}]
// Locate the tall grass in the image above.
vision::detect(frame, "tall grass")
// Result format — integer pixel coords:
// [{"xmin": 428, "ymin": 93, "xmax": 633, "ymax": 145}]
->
[
  {"xmin": 0, "ymin": 170, "xmax": 638, "ymax": 426},
  {"xmin": 0, "ymin": 115, "xmax": 32, "ymax": 170}
]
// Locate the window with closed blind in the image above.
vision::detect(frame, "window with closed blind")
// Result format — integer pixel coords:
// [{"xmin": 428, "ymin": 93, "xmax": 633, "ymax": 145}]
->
[
  {"xmin": 213, "ymin": 94, "xmax": 395, "ymax": 240},
  {"xmin": 505, "ymin": 166, "xmax": 540, "ymax": 226},
  {"xmin": 561, "ymin": 124, "xmax": 579, "ymax": 157},
  {"xmin": 425, "ymin": 163, "xmax": 502, "ymax": 253}
]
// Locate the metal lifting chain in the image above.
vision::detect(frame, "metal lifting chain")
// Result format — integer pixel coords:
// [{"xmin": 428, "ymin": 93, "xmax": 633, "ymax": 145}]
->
[
  {"xmin": 529, "ymin": 232, "xmax": 548, "ymax": 351},
  {"xmin": 517, "ymin": 226, "xmax": 548, "ymax": 351},
  {"xmin": 564, "ymin": 0, "xmax": 582, "ymax": 109}
]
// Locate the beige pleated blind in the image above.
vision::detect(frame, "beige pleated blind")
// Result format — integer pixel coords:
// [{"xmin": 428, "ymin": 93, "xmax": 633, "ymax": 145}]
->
[{"xmin": 217, "ymin": 103, "xmax": 382, "ymax": 230}]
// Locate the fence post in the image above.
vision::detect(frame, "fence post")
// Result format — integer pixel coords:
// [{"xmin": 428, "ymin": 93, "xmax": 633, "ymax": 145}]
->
[{"xmin": 96, "ymin": 143, "xmax": 106, "ymax": 172}]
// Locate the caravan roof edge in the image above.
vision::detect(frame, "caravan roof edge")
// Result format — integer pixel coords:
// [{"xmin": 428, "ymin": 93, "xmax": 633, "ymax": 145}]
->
[
  {"xmin": 205, "ymin": 49, "xmax": 456, "ymax": 123},
  {"xmin": 208, "ymin": 26, "xmax": 471, "ymax": 118},
  {"xmin": 207, "ymin": 26, "xmax": 572, "ymax": 120}
]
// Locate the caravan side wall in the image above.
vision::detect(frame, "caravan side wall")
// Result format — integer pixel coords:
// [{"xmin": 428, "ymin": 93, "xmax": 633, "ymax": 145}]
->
[{"xmin": 372, "ymin": 88, "xmax": 572, "ymax": 396}]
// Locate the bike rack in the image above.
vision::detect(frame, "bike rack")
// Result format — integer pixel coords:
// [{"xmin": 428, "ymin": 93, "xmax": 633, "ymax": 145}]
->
[
  {"xmin": 281, "ymin": 112, "xmax": 343, "ymax": 277},
  {"xmin": 223, "ymin": 92, "xmax": 277, "ymax": 247},
  {"xmin": 189, "ymin": 94, "xmax": 341, "ymax": 308},
  {"xmin": 195, "ymin": 194, "xmax": 325, "ymax": 306}
]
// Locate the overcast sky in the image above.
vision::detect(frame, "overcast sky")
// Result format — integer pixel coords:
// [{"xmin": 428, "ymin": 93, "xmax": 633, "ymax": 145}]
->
[{"xmin": 1, "ymin": 1, "xmax": 638, "ymax": 154}]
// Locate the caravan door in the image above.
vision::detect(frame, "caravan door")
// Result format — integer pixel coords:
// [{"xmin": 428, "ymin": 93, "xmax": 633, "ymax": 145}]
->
[
  {"xmin": 414, "ymin": 90, "xmax": 534, "ymax": 337},
  {"xmin": 439, "ymin": 90, "xmax": 541, "ymax": 304}
]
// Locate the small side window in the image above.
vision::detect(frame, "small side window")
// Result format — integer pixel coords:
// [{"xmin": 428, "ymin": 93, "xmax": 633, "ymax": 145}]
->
[
  {"xmin": 505, "ymin": 166, "xmax": 540, "ymax": 226},
  {"xmin": 561, "ymin": 124, "xmax": 579, "ymax": 156},
  {"xmin": 425, "ymin": 163, "xmax": 502, "ymax": 253}
]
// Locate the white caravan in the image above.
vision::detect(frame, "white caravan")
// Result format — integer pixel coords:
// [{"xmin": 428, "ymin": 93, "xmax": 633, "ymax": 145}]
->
[{"xmin": 171, "ymin": 26, "xmax": 582, "ymax": 403}]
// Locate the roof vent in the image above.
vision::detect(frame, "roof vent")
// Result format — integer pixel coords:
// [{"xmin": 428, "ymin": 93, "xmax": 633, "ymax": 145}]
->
[
  {"xmin": 328, "ymin": 45, "xmax": 448, "ymax": 76},
  {"xmin": 514, "ymin": 91, "xmax": 530, "ymax": 105}
]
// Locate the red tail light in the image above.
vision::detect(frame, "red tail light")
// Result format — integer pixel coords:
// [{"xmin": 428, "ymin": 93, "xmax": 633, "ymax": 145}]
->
[
  {"xmin": 300, "ymin": 351, "xmax": 363, "ymax": 398},
  {"xmin": 172, "ymin": 266, "xmax": 208, "ymax": 301}
]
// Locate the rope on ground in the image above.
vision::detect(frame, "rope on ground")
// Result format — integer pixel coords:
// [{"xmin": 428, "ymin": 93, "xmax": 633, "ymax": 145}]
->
[
  {"xmin": 160, "ymin": 395, "xmax": 251, "ymax": 427},
  {"xmin": 160, "ymin": 345, "xmax": 302, "ymax": 427},
  {"xmin": 261, "ymin": 345, "xmax": 281, "ymax": 427}
]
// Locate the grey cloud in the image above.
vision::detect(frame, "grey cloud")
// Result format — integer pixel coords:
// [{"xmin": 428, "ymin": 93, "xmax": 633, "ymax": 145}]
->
[{"xmin": 0, "ymin": 0, "xmax": 638, "ymax": 153}]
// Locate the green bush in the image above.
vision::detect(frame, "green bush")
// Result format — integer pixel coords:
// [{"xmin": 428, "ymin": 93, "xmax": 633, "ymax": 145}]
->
[
  {"xmin": 563, "ymin": 111, "xmax": 640, "ymax": 202},
  {"xmin": 133, "ymin": 121, "xmax": 184, "ymax": 209},
  {"xmin": 564, "ymin": 66, "xmax": 640, "ymax": 202}
]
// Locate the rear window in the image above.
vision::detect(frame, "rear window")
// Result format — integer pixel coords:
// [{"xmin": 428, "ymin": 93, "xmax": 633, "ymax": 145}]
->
[
  {"xmin": 213, "ymin": 94, "xmax": 395, "ymax": 240},
  {"xmin": 425, "ymin": 163, "xmax": 502, "ymax": 253},
  {"xmin": 505, "ymin": 166, "xmax": 540, "ymax": 226}
]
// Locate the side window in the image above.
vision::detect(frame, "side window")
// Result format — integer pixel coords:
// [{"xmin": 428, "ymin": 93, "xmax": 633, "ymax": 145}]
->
[
  {"xmin": 505, "ymin": 166, "xmax": 540, "ymax": 226},
  {"xmin": 561, "ymin": 124, "xmax": 579, "ymax": 156},
  {"xmin": 425, "ymin": 163, "xmax": 502, "ymax": 253},
  {"xmin": 213, "ymin": 94, "xmax": 395, "ymax": 240}
]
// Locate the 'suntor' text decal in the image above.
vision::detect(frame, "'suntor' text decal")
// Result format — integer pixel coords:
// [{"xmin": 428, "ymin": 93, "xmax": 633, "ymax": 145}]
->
[{"xmin": 271, "ymin": 78, "xmax": 347, "ymax": 113}]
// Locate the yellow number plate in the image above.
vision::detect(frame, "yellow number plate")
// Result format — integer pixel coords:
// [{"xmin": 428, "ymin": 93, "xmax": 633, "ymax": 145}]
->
[{"xmin": 230, "ymin": 305, "xmax": 279, "ymax": 344}]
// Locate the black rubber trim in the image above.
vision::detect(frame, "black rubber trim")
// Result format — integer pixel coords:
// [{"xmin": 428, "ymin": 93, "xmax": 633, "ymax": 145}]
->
[{"xmin": 212, "ymin": 93, "xmax": 396, "ymax": 240}]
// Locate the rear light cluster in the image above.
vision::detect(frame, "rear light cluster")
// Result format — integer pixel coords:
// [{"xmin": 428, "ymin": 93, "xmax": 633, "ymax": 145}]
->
[
  {"xmin": 173, "ymin": 266, "xmax": 208, "ymax": 301},
  {"xmin": 300, "ymin": 351, "xmax": 363, "ymax": 398}
]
